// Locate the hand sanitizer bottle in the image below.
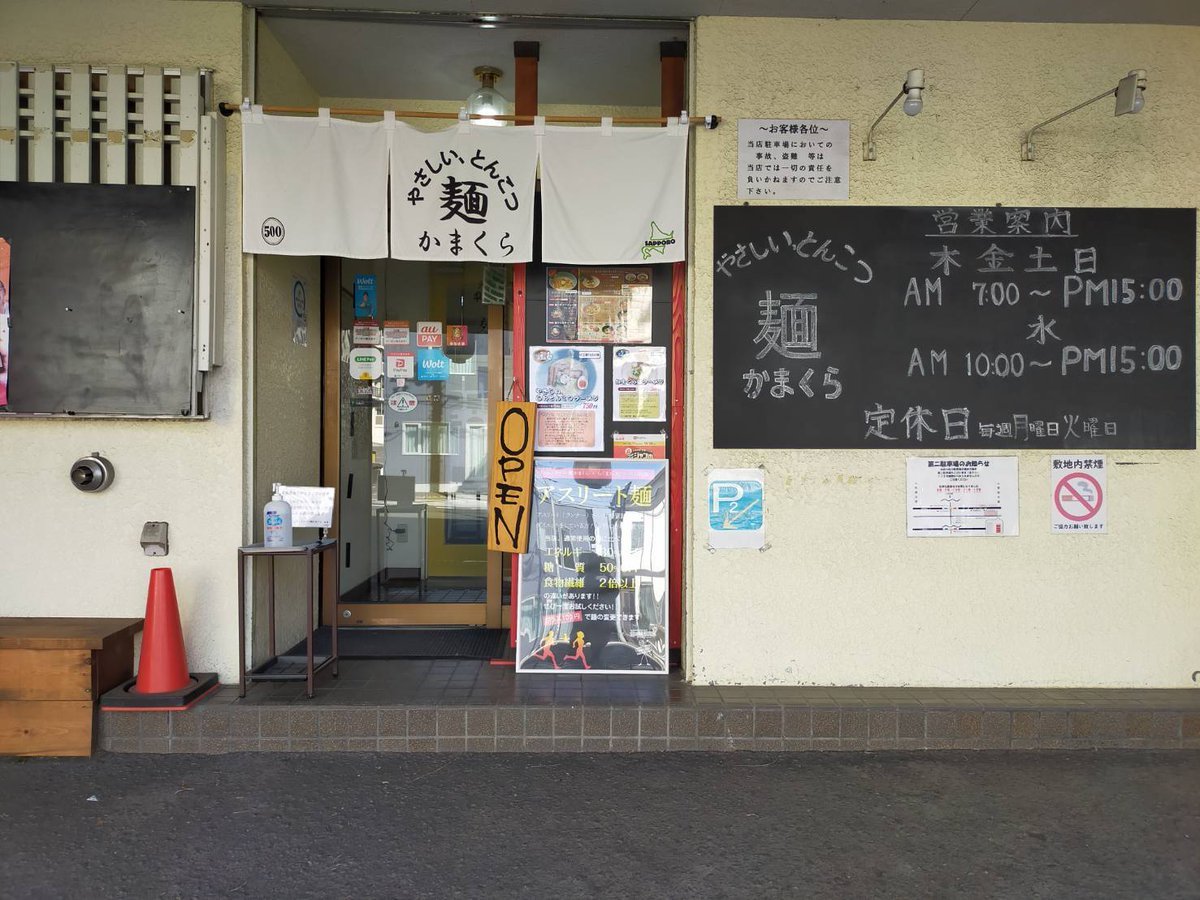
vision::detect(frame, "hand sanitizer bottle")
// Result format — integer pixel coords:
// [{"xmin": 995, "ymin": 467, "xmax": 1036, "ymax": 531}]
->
[{"xmin": 264, "ymin": 483, "xmax": 293, "ymax": 548}]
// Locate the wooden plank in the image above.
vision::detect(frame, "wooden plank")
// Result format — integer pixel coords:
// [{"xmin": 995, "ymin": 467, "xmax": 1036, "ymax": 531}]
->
[
  {"xmin": 0, "ymin": 649, "xmax": 92, "ymax": 700},
  {"xmin": 174, "ymin": 67, "xmax": 200, "ymax": 187},
  {"xmin": 104, "ymin": 64, "xmax": 127, "ymax": 184},
  {"xmin": 65, "ymin": 64, "xmax": 91, "ymax": 184},
  {"xmin": 0, "ymin": 61, "xmax": 18, "ymax": 181},
  {"xmin": 96, "ymin": 632, "xmax": 136, "ymax": 695},
  {"xmin": 139, "ymin": 65, "xmax": 164, "ymax": 185},
  {"xmin": 0, "ymin": 618, "xmax": 143, "ymax": 650},
  {"xmin": 0, "ymin": 700, "xmax": 93, "ymax": 756},
  {"xmin": 28, "ymin": 66, "xmax": 54, "ymax": 182}
]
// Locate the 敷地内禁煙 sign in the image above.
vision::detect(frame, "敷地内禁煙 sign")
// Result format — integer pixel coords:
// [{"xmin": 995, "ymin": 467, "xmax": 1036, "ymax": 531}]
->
[
  {"xmin": 389, "ymin": 122, "xmax": 539, "ymax": 263},
  {"xmin": 906, "ymin": 457, "xmax": 1019, "ymax": 537},
  {"xmin": 707, "ymin": 468, "xmax": 765, "ymax": 550},
  {"xmin": 1051, "ymin": 455, "xmax": 1106, "ymax": 533},
  {"xmin": 737, "ymin": 119, "xmax": 850, "ymax": 201},
  {"xmin": 517, "ymin": 458, "xmax": 668, "ymax": 674},
  {"xmin": 487, "ymin": 402, "xmax": 536, "ymax": 554}
]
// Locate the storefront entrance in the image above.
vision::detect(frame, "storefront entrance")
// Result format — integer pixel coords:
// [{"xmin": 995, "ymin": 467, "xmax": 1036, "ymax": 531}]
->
[{"xmin": 324, "ymin": 258, "xmax": 511, "ymax": 630}]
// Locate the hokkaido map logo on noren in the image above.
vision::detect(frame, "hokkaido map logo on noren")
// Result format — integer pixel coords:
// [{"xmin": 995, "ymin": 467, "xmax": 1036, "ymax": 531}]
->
[{"xmin": 641, "ymin": 221, "xmax": 675, "ymax": 260}]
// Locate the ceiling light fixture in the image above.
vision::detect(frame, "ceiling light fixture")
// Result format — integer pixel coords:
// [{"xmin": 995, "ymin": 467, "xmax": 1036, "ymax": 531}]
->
[
  {"xmin": 863, "ymin": 68, "xmax": 925, "ymax": 161},
  {"xmin": 465, "ymin": 65, "xmax": 508, "ymax": 126},
  {"xmin": 1021, "ymin": 69, "xmax": 1147, "ymax": 161}
]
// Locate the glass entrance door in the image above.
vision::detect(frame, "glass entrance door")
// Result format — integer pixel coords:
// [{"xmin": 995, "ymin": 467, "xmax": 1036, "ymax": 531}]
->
[{"xmin": 336, "ymin": 259, "xmax": 510, "ymax": 627}]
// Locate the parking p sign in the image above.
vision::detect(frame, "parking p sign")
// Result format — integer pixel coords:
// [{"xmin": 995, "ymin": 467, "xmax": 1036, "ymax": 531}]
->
[{"xmin": 707, "ymin": 468, "xmax": 765, "ymax": 549}]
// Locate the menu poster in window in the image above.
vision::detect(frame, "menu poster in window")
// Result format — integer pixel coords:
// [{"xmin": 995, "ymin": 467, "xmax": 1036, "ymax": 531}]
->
[
  {"xmin": 529, "ymin": 346, "xmax": 605, "ymax": 452},
  {"xmin": 546, "ymin": 267, "xmax": 653, "ymax": 344},
  {"xmin": 0, "ymin": 237, "xmax": 9, "ymax": 408},
  {"xmin": 546, "ymin": 267, "xmax": 579, "ymax": 342},
  {"xmin": 613, "ymin": 346, "xmax": 667, "ymax": 422},
  {"xmin": 517, "ymin": 458, "xmax": 668, "ymax": 674}
]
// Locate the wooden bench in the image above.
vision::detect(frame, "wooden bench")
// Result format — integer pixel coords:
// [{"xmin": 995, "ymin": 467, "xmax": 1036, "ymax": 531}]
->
[{"xmin": 0, "ymin": 617, "xmax": 143, "ymax": 756}]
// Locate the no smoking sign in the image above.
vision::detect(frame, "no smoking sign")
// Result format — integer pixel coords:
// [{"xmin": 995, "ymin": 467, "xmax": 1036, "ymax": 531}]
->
[{"xmin": 1050, "ymin": 456, "xmax": 1107, "ymax": 533}]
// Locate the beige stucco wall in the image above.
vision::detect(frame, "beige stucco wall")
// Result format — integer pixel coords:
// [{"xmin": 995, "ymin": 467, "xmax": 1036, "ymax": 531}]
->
[
  {"xmin": 688, "ymin": 17, "xmax": 1200, "ymax": 686},
  {"xmin": 0, "ymin": 0, "xmax": 248, "ymax": 681}
]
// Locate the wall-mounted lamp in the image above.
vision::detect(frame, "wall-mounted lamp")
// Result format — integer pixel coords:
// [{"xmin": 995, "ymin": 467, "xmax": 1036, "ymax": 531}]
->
[
  {"xmin": 1021, "ymin": 69, "xmax": 1147, "ymax": 161},
  {"xmin": 863, "ymin": 68, "xmax": 925, "ymax": 161},
  {"xmin": 465, "ymin": 65, "xmax": 508, "ymax": 126}
]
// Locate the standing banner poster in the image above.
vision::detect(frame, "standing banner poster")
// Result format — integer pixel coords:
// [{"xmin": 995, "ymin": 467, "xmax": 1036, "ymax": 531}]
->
[
  {"xmin": 529, "ymin": 346, "xmax": 605, "ymax": 452},
  {"xmin": 517, "ymin": 458, "xmax": 668, "ymax": 674},
  {"xmin": 539, "ymin": 121, "xmax": 688, "ymax": 265},
  {"xmin": 242, "ymin": 109, "xmax": 389, "ymax": 257},
  {"xmin": 390, "ymin": 122, "xmax": 539, "ymax": 262},
  {"xmin": 0, "ymin": 237, "xmax": 9, "ymax": 408},
  {"xmin": 0, "ymin": 237, "xmax": 9, "ymax": 407}
]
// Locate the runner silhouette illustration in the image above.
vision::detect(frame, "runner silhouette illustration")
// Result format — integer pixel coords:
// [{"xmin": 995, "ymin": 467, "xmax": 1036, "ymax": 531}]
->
[
  {"xmin": 562, "ymin": 630, "xmax": 591, "ymax": 669},
  {"xmin": 532, "ymin": 630, "xmax": 561, "ymax": 668}
]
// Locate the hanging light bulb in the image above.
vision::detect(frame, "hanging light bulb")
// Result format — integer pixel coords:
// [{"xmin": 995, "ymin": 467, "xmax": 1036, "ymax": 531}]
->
[
  {"xmin": 466, "ymin": 66, "xmax": 508, "ymax": 127},
  {"xmin": 902, "ymin": 68, "xmax": 925, "ymax": 116}
]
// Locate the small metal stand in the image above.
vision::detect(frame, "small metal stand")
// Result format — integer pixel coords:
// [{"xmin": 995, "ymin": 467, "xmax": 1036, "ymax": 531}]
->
[{"xmin": 237, "ymin": 537, "xmax": 339, "ymax": 699}]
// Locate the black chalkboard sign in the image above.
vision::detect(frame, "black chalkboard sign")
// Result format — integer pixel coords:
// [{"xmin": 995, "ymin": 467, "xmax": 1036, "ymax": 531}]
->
[
  {"xmin": 0, "ymin": 182, "xmax": 196, "ymax": 416},
  {"xmin": 713, "ymin": 206, "xmax": 1196, "ymax": 449}
]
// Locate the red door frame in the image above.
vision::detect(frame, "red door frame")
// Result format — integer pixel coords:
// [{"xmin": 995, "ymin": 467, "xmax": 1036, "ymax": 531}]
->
[{"xmin": 509, "ymin": 262, "xmax": 685, "ymax": 651}]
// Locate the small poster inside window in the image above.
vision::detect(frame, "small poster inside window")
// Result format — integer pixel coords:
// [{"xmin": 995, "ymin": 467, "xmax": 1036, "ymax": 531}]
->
[
  {"xmin": 353, "ymin": 274, "xmax": 377, "ymax": 318},
  {"xmin": 613, "ymin": 433, "xmax": 666, "ymax": 459},
  {"xmin": 529, "ymin": 346, "xmax": 605, "ymax": 452},
  {"xmin": 613, "ymin": 346, "xmax": 667, "ymax": 422}
]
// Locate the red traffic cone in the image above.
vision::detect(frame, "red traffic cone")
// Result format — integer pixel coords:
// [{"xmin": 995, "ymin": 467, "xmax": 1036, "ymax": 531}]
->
[
  {"xmin": 133, "ymin": 568, "xmax": 191, "ymax": 694},
  {"xmin": 101, "ymin": 567, "xmax": 219, "ymax": 712}
]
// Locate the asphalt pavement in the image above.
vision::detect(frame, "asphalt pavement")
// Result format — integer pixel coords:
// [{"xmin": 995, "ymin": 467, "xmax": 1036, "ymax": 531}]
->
[{"xmin": 1, "ymin": 751, "xmax": 1197, "ymax": 899}]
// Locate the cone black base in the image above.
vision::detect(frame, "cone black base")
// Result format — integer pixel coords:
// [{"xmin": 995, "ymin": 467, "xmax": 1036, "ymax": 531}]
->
[{"xmin": 100, "ymin": 672, "xmax": 219, "ymax": 711}]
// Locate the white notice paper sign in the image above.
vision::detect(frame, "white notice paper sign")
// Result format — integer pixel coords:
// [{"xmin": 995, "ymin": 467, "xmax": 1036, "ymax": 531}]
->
[
  {"xmin": 277, "ymin": 485, "xmax": 336, "ymax": 529},
  {"xmin": 906, "ymin": 457, "xmax": 1018, "ymax": 537},
  {"xmin": 737, "ymin": 119, "xmax": 849, "ymax": 201},
  {"xmin": 1050, "ymin": 456, "xmax": 1107, "ymax": 533}
]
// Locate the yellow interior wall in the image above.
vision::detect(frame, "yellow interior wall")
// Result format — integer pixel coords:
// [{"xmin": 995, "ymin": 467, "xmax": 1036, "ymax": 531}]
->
[
  {"xmin": 0, "ymin": 0, "xmax": 249, "ymax": 681},
  {"xmin": 688, "ymin": 17, "xmax": 1200, "ymax": 687}
]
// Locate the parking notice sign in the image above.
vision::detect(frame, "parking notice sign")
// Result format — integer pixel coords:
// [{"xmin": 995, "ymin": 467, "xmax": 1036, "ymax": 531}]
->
[
  {"xmin": 1051, "ymin": 456, "xmax": 1106, "ymax": 533},
  {"xmin": 708, "ymin": 468, "xmax": 765, "ymax": 549}
]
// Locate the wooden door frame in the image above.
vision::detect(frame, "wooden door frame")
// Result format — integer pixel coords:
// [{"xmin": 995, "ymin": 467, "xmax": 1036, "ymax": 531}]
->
[{"xmin": 320, "ymin": 256, "xmax": 504, "ymax": 629}]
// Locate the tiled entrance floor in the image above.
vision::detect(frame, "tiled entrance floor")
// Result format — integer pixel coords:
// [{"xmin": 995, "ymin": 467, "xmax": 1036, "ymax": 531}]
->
[{"xmin": 99, "ymin": 660, "xmax": 1200, "ymax": 754}]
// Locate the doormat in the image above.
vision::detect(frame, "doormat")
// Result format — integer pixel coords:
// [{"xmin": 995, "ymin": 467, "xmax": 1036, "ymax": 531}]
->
[{"xmin": 283, "ymin": 627, "xmax": 509, "ymax": 661}]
